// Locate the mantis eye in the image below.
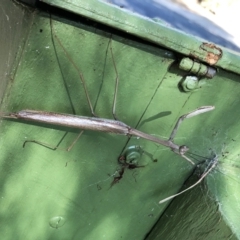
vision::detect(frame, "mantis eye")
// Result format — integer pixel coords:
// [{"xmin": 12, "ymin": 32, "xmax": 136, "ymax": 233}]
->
[{"xmin": 179, "ymin": 145, "xmax": 189, "ymax": 155}]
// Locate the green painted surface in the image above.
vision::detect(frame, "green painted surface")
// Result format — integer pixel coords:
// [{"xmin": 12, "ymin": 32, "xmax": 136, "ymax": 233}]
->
[
  {"xmin": 42, "ymin": 0, "xmax": 240, "ymax": 76},
  {"xmin": 1, "ymin": 2, "xmax": 240, "ymax": 240},
  {"xmin": 146, "ymin": 174, "xmax": 238, "ymax": 240},
  {"xmin": 0, "ymin": 10, "xmax": 191, "ymax": 239},
  {"xmin": 0, "ymin": 0, "xmax": 32, "ymax": 102}
]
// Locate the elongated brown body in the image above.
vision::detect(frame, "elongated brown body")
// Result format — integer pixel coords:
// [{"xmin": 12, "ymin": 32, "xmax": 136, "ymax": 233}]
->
[
  {"xmin": 5, "ymin": 110, "xmax": 179, "ymax": 150},
  {"xmin": 3, "ymin": 106, "xmax": 214, "ymax": 158},
  {"xmin": 7, "ymin": 110, "xmax": 129, "ymax": 134}
]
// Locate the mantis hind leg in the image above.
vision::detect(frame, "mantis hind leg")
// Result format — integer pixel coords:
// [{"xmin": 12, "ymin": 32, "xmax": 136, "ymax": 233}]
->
[{"xmin": 108, "ymin": 38, "xmax": 119, "ymax": 120}]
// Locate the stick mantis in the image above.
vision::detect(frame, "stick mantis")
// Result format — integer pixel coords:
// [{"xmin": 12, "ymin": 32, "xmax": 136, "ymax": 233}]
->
[
  {"xmin": 2, "ymin": 106, "xmax": 214, "ymax": 165},
  {"xmin": 1, "ymin": 17, "xmax": 215, "ymax": 165},
  {"xmin": 2, "ymin": 106, "xmax": 217, "ymax": 203},
  {"xmin": 1, "ymin": 18, "xmax": 216, "ymax": 203}
]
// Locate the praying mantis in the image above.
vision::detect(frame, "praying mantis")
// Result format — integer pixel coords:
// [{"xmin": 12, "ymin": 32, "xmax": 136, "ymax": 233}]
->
[
  {"xmin": 2, "ymin": 106, "xmax": 215, "ymax": 165},
  {"xmin": 0, "ymin": 16, "xmax": 216, "ymax": 205}
]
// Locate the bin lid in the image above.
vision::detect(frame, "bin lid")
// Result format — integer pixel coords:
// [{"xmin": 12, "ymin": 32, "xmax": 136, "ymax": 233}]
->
[{"xmin": 42, "ymin": 0, "xmax": 240, "ymax": 75}]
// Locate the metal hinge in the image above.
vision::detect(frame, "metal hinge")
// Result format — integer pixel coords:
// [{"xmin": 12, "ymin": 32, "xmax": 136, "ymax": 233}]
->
[{"xmin": 179, "ymin": 57, "xmax": 217, "ymax": 92}]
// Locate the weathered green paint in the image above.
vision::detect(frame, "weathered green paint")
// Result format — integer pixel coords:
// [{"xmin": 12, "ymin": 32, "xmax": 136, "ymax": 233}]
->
[
  {"xmin": 207, "ymin": 152, "xmax": 240, "ymax": 237},
  {"xmin": 0, "ymin": 9, "xmax": 190, "ymax": 239},
  {"xmin": 41, "ymin": 0, "xmax": 240, "ymax": 75},
  {"xmin": 0, "ymin": 1, "xmax": 240, "ymax": 239},
  {"xmin": 0, "ymin": 0, "xmax": 33, "ymax": 102},
  {"xmin": 146, "ymin": 175, "xmax": 238, "ymax": 240}
]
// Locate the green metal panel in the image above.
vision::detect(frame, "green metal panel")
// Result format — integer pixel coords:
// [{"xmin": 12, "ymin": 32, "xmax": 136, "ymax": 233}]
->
[{"xmin": 1, "ymin": 1, "xmax": 240, "ymax": 239}]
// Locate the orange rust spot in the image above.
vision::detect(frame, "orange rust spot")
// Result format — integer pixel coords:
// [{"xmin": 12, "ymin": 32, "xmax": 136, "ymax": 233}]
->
[{"xmin": 200, "ymin": 42, "xmax": 222, "ymax": 65}]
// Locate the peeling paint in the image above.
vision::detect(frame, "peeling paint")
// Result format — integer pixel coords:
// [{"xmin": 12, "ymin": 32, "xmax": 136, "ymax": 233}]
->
[{"xmin": 200, "ymin": 43, "xmax": 222, "ymax": 65}]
